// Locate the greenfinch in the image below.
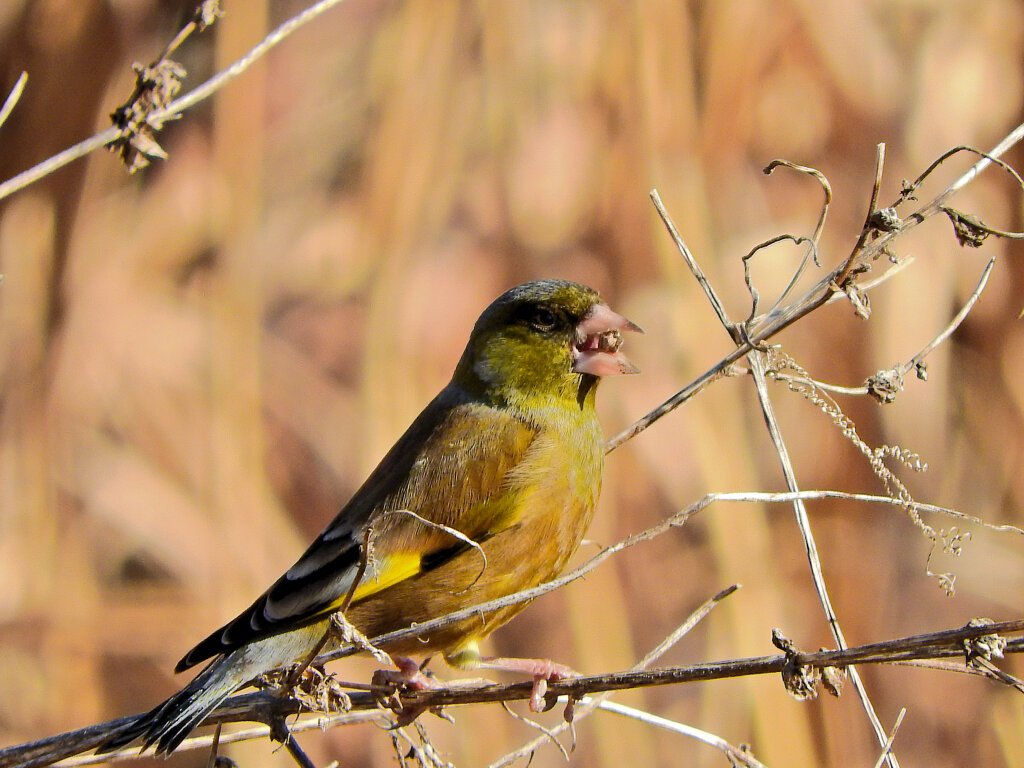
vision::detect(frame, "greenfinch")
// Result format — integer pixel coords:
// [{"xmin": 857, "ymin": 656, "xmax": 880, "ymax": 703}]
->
[{"xmin": 100, "ymin": 279, "xmax": 640, "ymax": 755}]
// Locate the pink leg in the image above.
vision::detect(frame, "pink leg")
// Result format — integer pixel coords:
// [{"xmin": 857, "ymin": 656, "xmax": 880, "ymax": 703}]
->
[
  {"xmin": 473, "ymin": 657, "xmax": 576, "ymax": 712},
  {"xmin": 369, "ymin": 656, "xmax": 444, "ymax": 726},
  {"xmin": 371, "ymin": 655, "xmax": 442, "ymax": 691}
]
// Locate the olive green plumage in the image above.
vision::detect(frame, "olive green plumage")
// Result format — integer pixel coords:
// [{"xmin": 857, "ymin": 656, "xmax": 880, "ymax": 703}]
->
[{"xmin": 100, "ymin": 279, "xmax": 639, "ymax": 756}]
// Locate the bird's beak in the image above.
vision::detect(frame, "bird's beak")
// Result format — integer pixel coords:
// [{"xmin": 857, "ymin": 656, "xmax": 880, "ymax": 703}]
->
[{"xmin": 572, "ymin": 303, "xmax": 643, "ymax": 376}]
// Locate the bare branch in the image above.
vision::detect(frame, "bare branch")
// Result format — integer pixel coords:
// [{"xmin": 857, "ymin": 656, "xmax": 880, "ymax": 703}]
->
[
  {"xmin": 836, "ymin": 142, "xmax": 886, "ymax": 287},
  {"xmin": 650, "ymin": 188, "xmax": 734, "ymax": 331},
  {"xmin": 871, "ymin": 709, "xmax": 907, "ymax": 768},
  {"xmin": 487, "ymin": 584, "xmax": 740, "ymax": 768},
  {"xmin": 0, "ymin": 0, "xmax": 352, "ymax": 202},
  {"xmin": 607, "ymin": 122, "xmax": 1024, "ymax": 453},
  {"xmin": 749, "ymin": 352, "xmax": 898, "ymax": 767},
  {"xmin": 10, "ymin": 619, "xmax": 1024, "ymax": 768},
  {"xmin": 761, "ymin": 158, "xmax": 831, "ymax": 314},
  {"xmin": 592, "ymin": 699, "xmax": 768, "ymax": 768},
  {"xmin": 897, "ymin": 256, "xmax": 996, "ymax": 378},
  {"xmin": 0, "ymin": 72, "xmax": 27, "ymax": 130}
]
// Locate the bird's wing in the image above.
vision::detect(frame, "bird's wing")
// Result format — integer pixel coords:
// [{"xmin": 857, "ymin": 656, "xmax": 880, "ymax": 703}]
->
[{"xmin": 175, "ymin": 388, "xmax": 536, "ymax": 672}]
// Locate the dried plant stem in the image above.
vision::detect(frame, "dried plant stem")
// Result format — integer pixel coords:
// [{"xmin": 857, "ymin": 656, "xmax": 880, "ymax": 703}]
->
[
  {"xmin": 281, "ymin": 734, "xmax": 316, "ymax": 768},
  {"xmin": 0, "ymin": 72, "xmax": 27, "ymax": 130},
  {"xmin": 871, "ymin": 709, "xmax": 907, "ymax": 768},
  {"xmin": 608, "ymin": 120, "xmax": 1024, "ymax": 452},
  {"xmin": 748, "ymin": 353, "xmax": 898, "ymax": 768},
  {"xmin": 53, "ymin": 712, "xmax": 386, "ymax": 767},
  {"xmin": 649, "ymin": 161, "xmax": 896, "ymax": 762},
  {"xmin": 10, "ymin": 619, "xmax": 1024, "ymax": 768},
  {"xmin": 0, "ymin": 129, "xmax": 118, "ymax": 204},
  {"xmin": 709, "ymin": 490, "xmax": 1024, "ymax": 535},
  {"xmin": 487, "ymin": 585, "xmax": 740, "ymax": 768},
  {"xmin": 592, "ymin": 699, "xmax": 768, "ymax": 768},
  {"xmin": 759, "ymin": 159, "xmax": 832, "ymax": 315},
  {"xmin": 836, "ymin": 142, "xmax": 886, "ymax": 286},
  {"xmin": 0, "ymin": 0, "xmax": 351, "ymax": 203},
  {"xmin": 650, "ymin": 189, "xmax": 731, "ymax": 330},
  {"xmin": 899, "ymin": 256, "xmax": 996, "ymax": 377}
]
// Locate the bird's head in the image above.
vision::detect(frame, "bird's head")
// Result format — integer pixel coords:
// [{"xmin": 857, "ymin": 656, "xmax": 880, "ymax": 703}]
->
[{"xmin": 454, "ymin": 279, "xmax": 641, "ymax": 408}]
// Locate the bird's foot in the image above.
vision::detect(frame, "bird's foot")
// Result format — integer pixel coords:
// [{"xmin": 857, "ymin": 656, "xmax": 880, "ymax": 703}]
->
[
  {"xmin": 372, "ymin": 655, "xmax": 439, "ymax": 692},
  {"xmin": 474, "ymin": 656, "xmax": 577, "ymax": 712},
  {"xmin": 371, "ymin": 656, "xmax": 450, "ymax": 726}
]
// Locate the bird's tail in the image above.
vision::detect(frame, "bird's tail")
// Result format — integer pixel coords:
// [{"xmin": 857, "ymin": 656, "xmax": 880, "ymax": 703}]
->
[
  {"xmin": 96, "ymin": 652, "xmax": 247, "ymax": 756},
  {"xmin": 96, "ymin": 623, "xmax": 331, "ymax": 756}
]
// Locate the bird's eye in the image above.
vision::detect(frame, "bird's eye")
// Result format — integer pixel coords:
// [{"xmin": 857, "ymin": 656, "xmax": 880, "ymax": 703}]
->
[{"xmin": 528, "ymin": 306, "xmax": 558, "ymax": 331}]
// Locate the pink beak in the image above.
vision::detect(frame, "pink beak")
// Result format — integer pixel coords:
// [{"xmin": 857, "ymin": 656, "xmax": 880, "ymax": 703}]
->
[{"xmin": 572, "ymin": 302, "xmax": 643, "ymax": 376}]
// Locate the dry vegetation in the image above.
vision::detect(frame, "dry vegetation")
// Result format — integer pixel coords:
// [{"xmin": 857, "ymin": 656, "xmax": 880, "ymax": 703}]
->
[{"xmin": 1, "ymin": 1, "xmax": 1024, "ymax": 767}]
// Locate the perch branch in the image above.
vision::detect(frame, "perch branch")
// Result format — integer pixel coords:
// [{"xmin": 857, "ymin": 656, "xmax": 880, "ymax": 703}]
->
[{"xmin": 11, "ymin": 619, "xmax": 1024, "ymax": 768}]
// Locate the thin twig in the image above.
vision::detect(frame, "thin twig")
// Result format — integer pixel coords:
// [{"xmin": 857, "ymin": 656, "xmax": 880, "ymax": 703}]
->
[
  {"xmin": 764, "ymin": 255, "xmax": 996, "ymax": 399},
  {"xmin": 0, "ymin": 0, "xmax": 352, "ymax": 203},
  {"xmin": 205, "ymin": 724, "xmax": 222, "ymax": 768},
  {"xmin": 910, "ymin": 144, "xmax": 1024, "ymax": 204},
  {"xmin": 498, "ymin": 701, "xmax": 571, "ymax": 762},
  {"xmin": 871, "ymin": 709, "xmax": 907, "ymax": 768},
  {"xmin": 707, "ymin": 489, "xmax": 1024, "ymax": 536},
  {"xmin": 657, "ymin": 160, "xmax": 898, "ymax": 758},
  {"xmin": 0, "ymin": 72, "xmax": 28, "ymax": 130},
  {"xmin": 823, "ymin": 254, "xmax": 915, "ymax": 304},
  {"xmin": 592, "ymin": 699, "xmax": 769, "ymax": 768},
  {"xmin": 947, "ymin": 129, "xmax": 1024, "ymax": 193},
  {"xmin": 281, "ymin": 734, "xmax": 316, "ymax": 768},
  {"xmin": 486, "ymin": 585, "xmax": 740, "ymax": 768},
  {"xmin": 607, "ymin": 123, "xmax": 1024, "ymax": 452},
  {"xmin": 650, "ymin": 188, "xmax": 733, "ymax": 331},
  {"xmin": 897, "ymin": 256, "xmax": 996, "ymax": 377},
  {"xmin": 761, "ymin": 159, "xmax": 832, "ymax": 314},
  {"xmin": 835, "ymin": 142, "xmax": 886, "ymax": 287},
  {"xmin": 741, "ymin": 234, "xmax": 814, "ymax": 324},
  {"xmin": 379, "ymin": 509, "xmax": 488, "ymax": 592},
  {"xmin": 753, "ymin": 370, "xmax": 869, "ymax": 396},
  {"xmin": 33, "ymin": 711, "xmax": 386, "ymax": 767},
  {"xmin": 748, "ymin": 353, "xmax": 899, "ymax": 768},
  {"xmin": 389, "ymin": 722, "xmax": 453, "ymax": 768}
]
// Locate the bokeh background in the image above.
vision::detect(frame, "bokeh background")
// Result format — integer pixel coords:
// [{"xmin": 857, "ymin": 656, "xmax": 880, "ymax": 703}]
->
[{"xmin": 1, "ymin": 1, "xmax": 1024, "ymax": 766}]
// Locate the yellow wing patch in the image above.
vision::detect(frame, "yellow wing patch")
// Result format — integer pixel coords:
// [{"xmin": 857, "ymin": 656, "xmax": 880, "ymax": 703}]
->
[{"xmin": 347, "ymin": 552, "xmax": 423, "ymax": 604}]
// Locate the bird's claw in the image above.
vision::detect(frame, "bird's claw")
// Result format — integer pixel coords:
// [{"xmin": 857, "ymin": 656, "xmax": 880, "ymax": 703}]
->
[
  {"xmin": 521, "ymin": 660, "xmax": 575, "ymax": 713},
  {"xmin": 371, "ymin": 656, "xmax": 445, "ymax": 726}
]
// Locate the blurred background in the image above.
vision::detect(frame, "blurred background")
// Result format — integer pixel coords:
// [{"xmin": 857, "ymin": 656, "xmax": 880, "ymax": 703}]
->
[{"xmin": 1, "ymin": 1, "xmax": 1024, "ymax": 766}]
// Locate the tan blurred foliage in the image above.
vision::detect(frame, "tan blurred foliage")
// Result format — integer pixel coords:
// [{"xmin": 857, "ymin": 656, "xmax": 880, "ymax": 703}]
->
[{"xmin": 1, "ymin": 1, "xmax": 1024, "ymax": 766}]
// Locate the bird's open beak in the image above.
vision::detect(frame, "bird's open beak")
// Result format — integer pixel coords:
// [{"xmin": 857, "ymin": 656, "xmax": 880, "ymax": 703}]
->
[{"xmin": 572, "ymin": 303, "xmax": 643, "ymax": 376}]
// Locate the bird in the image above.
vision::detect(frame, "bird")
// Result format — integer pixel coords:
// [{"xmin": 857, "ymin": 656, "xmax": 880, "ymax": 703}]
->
[{"xmin": 99, "ymin": 278, "xmax": 640, "ymax": 756}]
